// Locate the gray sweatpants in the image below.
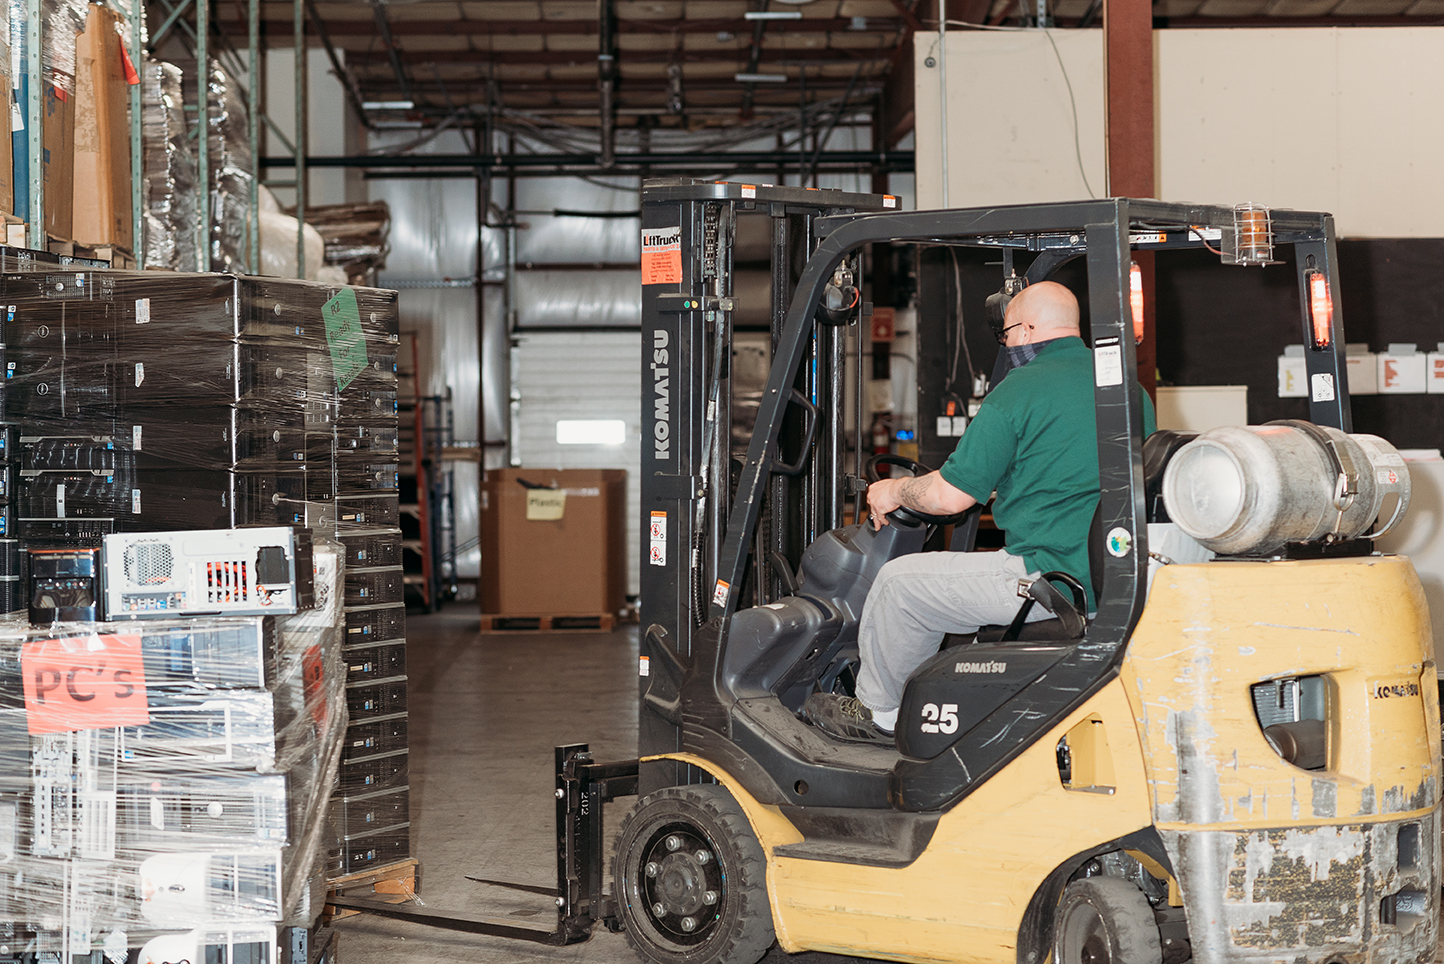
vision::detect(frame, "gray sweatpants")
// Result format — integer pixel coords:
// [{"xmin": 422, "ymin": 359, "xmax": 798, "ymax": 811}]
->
[{"xmin": 854, "ymin": 550, "xmax": 1043, "ymax": 714}]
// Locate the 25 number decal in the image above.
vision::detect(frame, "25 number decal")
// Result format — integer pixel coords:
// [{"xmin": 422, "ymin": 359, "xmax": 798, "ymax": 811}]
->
[{"xmin": 920, "ymin": 702, "xmax": 958, "ymax": 735}]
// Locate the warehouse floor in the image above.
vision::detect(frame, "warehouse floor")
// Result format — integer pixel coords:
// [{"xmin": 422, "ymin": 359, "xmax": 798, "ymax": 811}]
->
[{"xmin": 335, "ymin": 609, "xmax": 884, "ymax": 964}]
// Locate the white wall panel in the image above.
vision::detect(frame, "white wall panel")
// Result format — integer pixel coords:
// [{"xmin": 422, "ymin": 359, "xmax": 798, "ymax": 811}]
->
[
  {"xmin": 515, "ymin": 176, "xmax": 641, "ymax": 264},
  {"xmin": 512, "ymin": 332, "xmax": 642, "ymax": 597},
  {"xmin": 913, "ymin": 29, "xmax": 1106, "ymax": 211},
  {"xmin": 515, "ymin": 270, "xmax": 641, "ymax": 328},
  {"xmin": 915, "ymin": 27, "xmax": 1444, "ymax": 237},
  {"xmin": 368, "ymin": 132, "xmax": 484, "ymax": 577}
]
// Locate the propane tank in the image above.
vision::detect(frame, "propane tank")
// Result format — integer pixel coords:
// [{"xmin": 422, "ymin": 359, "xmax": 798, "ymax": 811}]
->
[{"xmin": 1161, "ymin": 422, "xmax": 1410, "ymax": 556}]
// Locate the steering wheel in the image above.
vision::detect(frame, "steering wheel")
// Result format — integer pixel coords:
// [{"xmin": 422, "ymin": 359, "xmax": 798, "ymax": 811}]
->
[{"xmin": 864, "ymin": 454, "xmax": 973, "ymax": 527}]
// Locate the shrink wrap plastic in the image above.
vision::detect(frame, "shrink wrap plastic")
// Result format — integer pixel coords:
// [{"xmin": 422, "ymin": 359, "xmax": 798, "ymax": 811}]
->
[
  {"xmin": 0, "ymin": 535, "xmax": 346, "ymax": 954},
  {"xmin": 39, "ymin": 0, "xmax": 88, "ymax": 94},
  {"xmin": 0, "ymin": 269, "xmax": 400, "ymax": 538},
  {"xmin": 141, "ymin": 62, "xmax": 198, "ymax": 272},
  {"xmin": 197, "ymin": 62, "xmax": 253, "ymax": 274},
  {"xmin": 288, "ymin": 202, "xmax": 392, "ymax": 283},
  {"xmin": 259, "ymin": 187, "xmax": 325, "ymax": 282}
]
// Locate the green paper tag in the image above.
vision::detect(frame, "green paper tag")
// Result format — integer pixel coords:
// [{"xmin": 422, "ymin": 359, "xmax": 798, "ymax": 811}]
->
[{"xmin": 322, "ymin": 288, "xmax": 368, "ymax": 391}]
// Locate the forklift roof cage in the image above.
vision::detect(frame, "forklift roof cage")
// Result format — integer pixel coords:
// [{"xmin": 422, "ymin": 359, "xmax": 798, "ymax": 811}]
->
[{"xmin": 638, "ymin": 187, "xmax": 1351, "ymax": 812}]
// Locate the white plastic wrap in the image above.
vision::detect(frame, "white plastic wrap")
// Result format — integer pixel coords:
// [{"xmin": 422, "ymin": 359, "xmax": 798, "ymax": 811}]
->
[
  {"xmin": 141, "ymin": 61, "xmax": 199, "ymax": 272},
  {"xmin": 0, "ymin": 536, "xmax": 345, "ymax": 956},
  {"xmin": 258, "ymin": 187, "xmax": 325, "ymax": 281}
]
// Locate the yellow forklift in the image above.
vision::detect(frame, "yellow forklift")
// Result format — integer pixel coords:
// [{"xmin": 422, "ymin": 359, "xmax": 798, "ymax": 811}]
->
[
  {"xmin": 333, "ymin": 187, "xmax": 1438, "ymax": 964},
  {"xmin": 621, "ymin": 188, "xmax": 1439, "ymax": 964}
]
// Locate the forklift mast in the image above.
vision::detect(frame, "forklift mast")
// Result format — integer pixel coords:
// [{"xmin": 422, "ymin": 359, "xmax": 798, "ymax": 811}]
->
[{"xmin": 638, "ymin": 179, "xmax": 897, "ymax": 780}]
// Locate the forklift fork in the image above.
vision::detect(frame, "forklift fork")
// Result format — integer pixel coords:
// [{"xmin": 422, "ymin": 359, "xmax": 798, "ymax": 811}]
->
[{"xmin": 327, "ymin": 744, "xmax": 640, "ymax": 946}]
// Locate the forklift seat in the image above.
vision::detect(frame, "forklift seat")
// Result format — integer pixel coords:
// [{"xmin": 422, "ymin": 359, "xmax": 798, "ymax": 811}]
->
[{"xmin": 966, "ymin": 429, "xmax": 1200, "ymax": 645}]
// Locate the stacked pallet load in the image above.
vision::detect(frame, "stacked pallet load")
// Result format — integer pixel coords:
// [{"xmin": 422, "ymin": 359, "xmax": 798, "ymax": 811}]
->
[
  {"xmin": 332, "ymin": 298, "xmax": 409, "ymax": 877},
  {"xmin": 0, "ymin": 538, "xmax": 344, "ymax": 962},
  {"xmin": 0, "ymin": 265, "xmax": 408, "ymax": 955}
]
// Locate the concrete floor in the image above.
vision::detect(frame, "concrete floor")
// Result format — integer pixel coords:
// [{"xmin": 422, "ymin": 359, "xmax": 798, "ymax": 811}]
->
[{"xmin": 334, "ymin": 609, "xmax": 886, "ymax": 964}]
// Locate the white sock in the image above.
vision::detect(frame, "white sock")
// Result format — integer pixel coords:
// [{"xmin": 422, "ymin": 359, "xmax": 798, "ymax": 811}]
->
[{"xmin": 870, "ymin": 706, "xmax": 898, "ymax": 733}]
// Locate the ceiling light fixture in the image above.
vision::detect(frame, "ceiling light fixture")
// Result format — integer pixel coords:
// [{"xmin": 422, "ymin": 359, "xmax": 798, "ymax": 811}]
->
[
  {"xmin": 362, "ymin": 100, "xmax": 414, "ymax": 110},
  {"xmin": 735, "ymin": 73, "xmax": 788, "ymax": 83},
  {"xmin": 744, "ymin": 10, "xmax": 802, "ymax": 18}
]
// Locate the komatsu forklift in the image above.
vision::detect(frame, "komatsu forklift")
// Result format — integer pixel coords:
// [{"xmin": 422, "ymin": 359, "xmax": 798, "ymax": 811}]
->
[
  {"xmin": 334, "ymin": 184, "xmax": 1439, "ymax": 964},
  {"xmin": 621, "ymin": 185, "xmax": 1439, "ymax": 964}
]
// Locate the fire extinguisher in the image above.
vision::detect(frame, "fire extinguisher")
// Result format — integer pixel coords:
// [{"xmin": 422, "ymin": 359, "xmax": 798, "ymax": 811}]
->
[{"xmin": 871, "ymin": 412, "xmax": 891, "ymax": 459}]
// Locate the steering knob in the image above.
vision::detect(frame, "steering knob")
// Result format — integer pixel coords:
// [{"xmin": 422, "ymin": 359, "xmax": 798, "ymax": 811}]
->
[{"xmin": 863, "ymin": 454, "xmax": 972, "ymax": 526}]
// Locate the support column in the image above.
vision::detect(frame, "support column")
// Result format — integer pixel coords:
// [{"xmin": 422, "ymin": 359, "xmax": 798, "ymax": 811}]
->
[
  {"xmin": 1105, "ymin": 0, "xmax": 1156, "ymax": 397},
  {"xmin": 294, "ymin": 0, "xmax": 307, "ymax": 279}
]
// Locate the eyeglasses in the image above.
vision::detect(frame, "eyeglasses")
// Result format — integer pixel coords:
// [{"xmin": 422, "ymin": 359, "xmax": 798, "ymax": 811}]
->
[{"xmin": 994, "ymin": 322, "xmax": 1023, "ymax": 345}]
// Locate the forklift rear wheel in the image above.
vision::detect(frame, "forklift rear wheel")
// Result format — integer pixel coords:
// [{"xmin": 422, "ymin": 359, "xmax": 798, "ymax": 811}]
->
[
  {"xmin": 614, "ymin": 785, "xmax": 774, "ymax": 964},
  {"xmin": 1054, "ymin": 877, "xmax": 1162, "ymax": 964}
]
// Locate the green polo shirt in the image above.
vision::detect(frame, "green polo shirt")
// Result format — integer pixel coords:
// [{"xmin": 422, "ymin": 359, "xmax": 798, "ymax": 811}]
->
[{"xmin": 939, "ymin": 336, "xmax": 1156, "ymax": 610}]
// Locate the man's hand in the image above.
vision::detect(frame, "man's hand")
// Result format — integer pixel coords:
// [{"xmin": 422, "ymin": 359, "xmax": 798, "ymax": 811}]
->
[
  {"xmin": 866, "ymin": 470, "xmax": 977, "ymax": 530},
  {"xmin": 866, "ymin": 477, "xmax": 907, "ymax": 529}
]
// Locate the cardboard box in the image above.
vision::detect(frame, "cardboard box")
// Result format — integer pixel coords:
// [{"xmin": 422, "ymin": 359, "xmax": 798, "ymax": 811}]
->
[
  {"xmin": 72, "ymin": 5, "xmax": 132, "ymax": 249},
  {"xmin": 0, "ymin": 55, "xmax": 13, "ymax": 216},
  {"xmin": 480, "ymin": 468, "xmax": 626, "ymax": 616},
  {"xmin": 42, "ymin": 83, "xmax": 74, "ymax": 241}
]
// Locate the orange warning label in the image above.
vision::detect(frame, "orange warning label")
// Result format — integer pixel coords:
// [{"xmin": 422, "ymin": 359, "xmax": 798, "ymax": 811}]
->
[{"xmin": 641, "ymin": 227, "xmax": 682, "ymax": 286}]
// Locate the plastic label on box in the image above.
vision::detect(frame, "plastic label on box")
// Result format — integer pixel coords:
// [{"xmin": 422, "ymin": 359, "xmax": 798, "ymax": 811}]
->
[
  {"xmin": 21, "ymin": 634, "xmax": 149, "ymax": 734},
  {"xmin": 526, "ymin": 489, "xmax": 566, "ymax": 521},
  {"xmin": 322, "ymin": 288, "xmax": 369, "ymax": 391}
]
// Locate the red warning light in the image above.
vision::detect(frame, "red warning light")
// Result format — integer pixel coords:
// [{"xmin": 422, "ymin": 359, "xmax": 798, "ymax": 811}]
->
[
  {"xmin": 1307, "ymin": 270, "xmax": 1333, "ymax": 349},
  {"xmin": 1130, "ymin": 261, "xmax": 1145, "ymax": 344}
]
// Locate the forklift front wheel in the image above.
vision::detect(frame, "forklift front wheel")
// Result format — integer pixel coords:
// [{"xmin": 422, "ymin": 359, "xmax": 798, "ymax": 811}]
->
[
  {"xmin": 613, "ymin": 785, "xmax": 774, "ymax": 964},
  {"xmin": 1054, "ymin": 876, "xmax": 1162, "ymax": 964}
]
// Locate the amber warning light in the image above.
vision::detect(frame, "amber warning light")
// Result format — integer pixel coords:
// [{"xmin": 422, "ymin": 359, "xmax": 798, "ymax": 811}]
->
[
  {"xmin": 1307, "ymin": 270, "xmax": 1333, "ymax": 349},
  {"xmin": 1130, "ymin": 262, "xmax": 1145, "ymax": 344}
]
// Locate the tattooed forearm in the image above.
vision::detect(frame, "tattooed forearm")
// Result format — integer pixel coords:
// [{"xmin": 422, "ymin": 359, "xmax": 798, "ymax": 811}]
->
[{"xmin": 897, "ymin": 475, "xmax": 934, "ymax": 513}]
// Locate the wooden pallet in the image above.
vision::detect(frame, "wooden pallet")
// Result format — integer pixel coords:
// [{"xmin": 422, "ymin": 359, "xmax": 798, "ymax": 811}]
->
[
  {"xmin": 324, "ymin": 857, "xmax": 420, "ymax": 923},
  {"xmin": 46, "ymin": 238, "xmax": 135, "ymax": 268},
  {"xmin": 480, "ymin": 612, "xmax": 617, "ymax": 633}
]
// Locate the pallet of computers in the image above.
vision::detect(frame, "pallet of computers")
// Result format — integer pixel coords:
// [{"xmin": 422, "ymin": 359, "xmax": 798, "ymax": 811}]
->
[{"xmin": 0, "ymin": 265, "xmax": 407, "ymax": 964}]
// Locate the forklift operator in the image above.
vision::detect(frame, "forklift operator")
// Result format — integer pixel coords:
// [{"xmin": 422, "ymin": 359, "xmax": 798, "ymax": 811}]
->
[{"xmin": 802, "ymin": 281, "xmax": 1156, "ymax": 745}]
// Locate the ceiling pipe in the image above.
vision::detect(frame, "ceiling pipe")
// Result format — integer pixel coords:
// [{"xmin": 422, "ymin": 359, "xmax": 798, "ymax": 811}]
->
[
  {"xmin": 261, "ymin": 149, "xmax": 915, "ymax": 172},
  {"xmin": 598, "ymin": 0, "xmax": 618, "ymax": 168},
  {"xmin": 369, "ymin": 0, "xmax": 414, "ymax": 106},
  {"xmin": 305, "ymin": 0, "xmax": 371, "ymax": 129},
  {"xmin": 739, "ymin": 0, "xmax": 773, "ymax": 119}
]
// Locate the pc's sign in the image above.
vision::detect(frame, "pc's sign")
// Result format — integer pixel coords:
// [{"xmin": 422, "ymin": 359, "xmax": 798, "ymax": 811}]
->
[{"xmin": 22, "ymin": 634, "xmax": 149, "ymax": 734}]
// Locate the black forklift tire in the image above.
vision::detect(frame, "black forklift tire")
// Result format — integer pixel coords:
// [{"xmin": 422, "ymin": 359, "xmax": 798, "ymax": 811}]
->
[
  {"xmin": 1054, "ymin": 877, "xmax": 1163, "ymax": 964},
  {"xmin": 613, "ymin": 784, "xmax": 774, "ymax": 964}
]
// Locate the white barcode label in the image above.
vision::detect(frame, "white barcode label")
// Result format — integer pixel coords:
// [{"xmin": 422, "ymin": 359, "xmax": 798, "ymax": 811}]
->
[
  {"xmin": 132, "ymin": 425, "xmax": 142, "ymax": 451},
  {"xmin": 56, "ymin": 484, "xmax": 65, "ymax": 518},
  {"xmin": 135, "ymin": 298, "xmax": 150, "ymax": 324},
  {"xmin": 131, "ymin": 489, "xmax": 141, "ymax": 514}
]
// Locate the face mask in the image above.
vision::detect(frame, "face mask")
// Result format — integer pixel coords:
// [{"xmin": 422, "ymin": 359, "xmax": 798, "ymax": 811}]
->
[
  {"xmin": 1004, "ymin": 335, "xmax": 1065, "ymax": 369},
  {"xmin": 1005, "ymin": 341, "xmax": 1045, "ymax": 368}
]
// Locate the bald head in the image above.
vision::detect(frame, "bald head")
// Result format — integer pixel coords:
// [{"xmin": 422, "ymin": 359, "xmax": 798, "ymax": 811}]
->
[{"xmin": 1004, "ymin": 281, "xmax": 1080, "ymax": 343}]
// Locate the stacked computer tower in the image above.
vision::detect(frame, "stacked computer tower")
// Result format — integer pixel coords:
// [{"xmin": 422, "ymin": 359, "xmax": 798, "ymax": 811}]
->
[
  {"xmin": 0, "ymin": 541, "xmax": 345, "ymax": 961},
  {"xmin": 331, "ymin": 303, "xmax": 410, "ymax": 876},
  {"xmin": 0, "ymin": 265, "xmax": 408, "ymax": 956},
  {"xmin": 0, "ymin": 270, "xmax": 351, "ymax": 537}
]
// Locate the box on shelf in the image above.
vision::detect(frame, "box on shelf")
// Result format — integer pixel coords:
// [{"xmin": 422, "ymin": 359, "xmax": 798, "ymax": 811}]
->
[
  {"xmin": 72, "ymin": 4, "xmax": 133, "ymax": 251},
  {"xmin": 41, "ymin": 84, "xmax": 75, "ymax": 242},
  {"xmin": 480, "ymin": 468, "xmax": 626, "ymax": 616}
]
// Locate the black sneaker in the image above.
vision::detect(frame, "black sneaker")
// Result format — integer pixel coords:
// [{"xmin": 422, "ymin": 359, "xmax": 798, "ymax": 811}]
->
[{"xmin": 801, "ymin": 694, "xmax": 895, "ymax": 746}]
